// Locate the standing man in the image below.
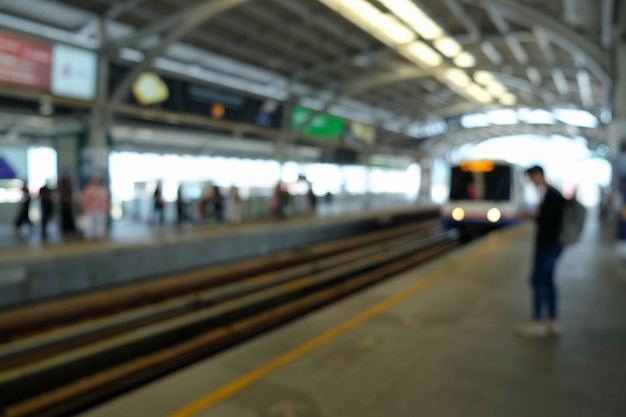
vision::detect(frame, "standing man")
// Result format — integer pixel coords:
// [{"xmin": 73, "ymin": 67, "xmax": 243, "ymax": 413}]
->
[{"xmin": 518, "ymin": 165, "xmax": 565, "ymax": 337}]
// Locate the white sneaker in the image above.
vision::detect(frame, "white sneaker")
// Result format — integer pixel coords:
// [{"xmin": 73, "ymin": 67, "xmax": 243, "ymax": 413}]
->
[
  {"xmin": 516, "ymin": 321, "xmax": 549, "ymax": 337},
  {"xmin": 546, "ymin": 321, "xmax": 561, "ymax": 335}
]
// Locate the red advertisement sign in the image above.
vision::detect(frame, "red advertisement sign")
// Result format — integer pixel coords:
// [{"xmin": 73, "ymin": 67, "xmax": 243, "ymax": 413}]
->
[{"xmin": 0, "ymin": 32, "xmax": 52, "ymax": 91}]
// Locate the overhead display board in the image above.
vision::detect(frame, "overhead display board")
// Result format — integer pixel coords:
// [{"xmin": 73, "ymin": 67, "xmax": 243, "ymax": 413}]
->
[
  {"xmin": 290, "ymin": 105, "xmax": 346, "ymax": 141},
  {"xmin": 113, "ymin": 64, "xmax": 284, "ymax": 129},
  {"xmin": 0, "ymin": 30, "xmax": 97, "ymax": 100},
  {"xmin": 343, "ymin": 120, "xmax": 376, "ymax": 148},
  {"xmin": 0, "ymin": 31, "xmax": 51, "ymax": 92}
]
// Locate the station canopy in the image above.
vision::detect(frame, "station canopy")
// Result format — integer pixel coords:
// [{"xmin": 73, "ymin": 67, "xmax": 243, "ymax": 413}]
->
[{"xmin": 0, "ymin": 0, "xmax": 617, "ymax": 160}]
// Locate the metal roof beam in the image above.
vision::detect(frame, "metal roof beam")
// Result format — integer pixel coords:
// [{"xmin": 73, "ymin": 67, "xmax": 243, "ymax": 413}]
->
[
  {"xmin": 442, "ymin": 0, "xmax": 482, "ymax": 40},
  {"xmin": 462, "ymin": 0, "xmax": 611, "ymax": 84},
  {"xmin": 105, "ymin": 0, "xmax": 150, "ymax": 20},
  {"xmin": 110, "ymin": 0, "xmax": 251, "ymax": 103},
  {"xmin": 576, "ymin": 68, "xmax": 594, "ymax": 110}
]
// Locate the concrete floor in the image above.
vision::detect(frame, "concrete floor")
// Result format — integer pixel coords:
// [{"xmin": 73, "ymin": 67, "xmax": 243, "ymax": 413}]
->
[{"xmin": 77, "ymin": 211, "xmax": 626, "ymax": 417}]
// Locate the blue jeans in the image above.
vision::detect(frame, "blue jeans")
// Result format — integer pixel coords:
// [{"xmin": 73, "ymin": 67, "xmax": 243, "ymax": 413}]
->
[{"xmin": 530, "ymin": 244, "xmax": 563, "ymax": 321}]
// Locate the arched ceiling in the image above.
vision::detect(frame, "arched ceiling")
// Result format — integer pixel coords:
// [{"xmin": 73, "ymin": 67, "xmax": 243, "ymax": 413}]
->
[{"xmin": 0, "ymin": 0, "xmax": 619, "ymax": 159}]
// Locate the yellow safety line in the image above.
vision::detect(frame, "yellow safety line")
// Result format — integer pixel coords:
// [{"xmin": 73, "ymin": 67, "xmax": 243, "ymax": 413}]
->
[{"xmin": 168, "ymin": 226, "xmax": 525, "ymax": 417}]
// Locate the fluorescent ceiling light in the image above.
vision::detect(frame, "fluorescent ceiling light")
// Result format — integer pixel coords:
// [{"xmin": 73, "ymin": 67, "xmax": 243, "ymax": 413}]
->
[
  {"xmin": 461, "ymin": 113, "xmax": 490, "ymax": 128},
  {"xmin": 553, "ymin": 108, "xmax": 598, "ymax": 128},
  {"xmin": 379, "ymin": 0, "xmax": 444, "ymax": 40},
  {"xmin": 486, "ymin": 83, "xmax": 507, "ymax": 96},
  {"xmin": 433, "ymin": 36, "xmax": 462, "ymax": 58},
  {"xmin": 487, "ymin": 109, "xmax": 518, "ymax": 125},
  {"xmin": 453, "ymin": 52, "xmax": 475, "ymax": 68},
  {"xmin": 442, "ymin": 68, "xmax": 471, "ymax": 88},
  {"xmin": 319, "ymin": 0, "xmax": 415, "ymax": 45},
  {"xmin": 517, "ymin": 108, "xmax": 556, "ymax": 124},
  {"xmin": 400, "ymin": 41, "xmax": 443, "ymax": 68},
  {"xmin": 473, "ymin": 71, "xmax": 494, "ymax": 85},
  {"xmin": 466, "ymin": 84, "xmax": 493, "ymax": 104},
  {"xmin": 498, "ymin": 93, "xmax": 517, "ymax": 106}
]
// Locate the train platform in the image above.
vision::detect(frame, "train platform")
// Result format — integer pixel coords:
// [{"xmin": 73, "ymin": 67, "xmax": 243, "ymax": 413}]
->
[
  {"xmin": 0, "ymin": 198, "xmax": 418, "ymax": 252},
  {"xmin": 74, "ymin": 209, "xmax": 626, "ymax": 417},
  {"xmin": 0, "ymin": 203, "xmax": 438, "ymax": 310}
]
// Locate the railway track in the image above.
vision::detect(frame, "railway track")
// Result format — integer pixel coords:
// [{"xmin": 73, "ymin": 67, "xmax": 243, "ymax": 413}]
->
[{"xmin": 0, "ymin": 219, "xmax": 458, "ymax": 417}]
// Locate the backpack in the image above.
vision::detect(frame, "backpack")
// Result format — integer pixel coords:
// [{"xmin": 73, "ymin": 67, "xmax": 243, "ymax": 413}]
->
[{"xmin": 558, "ymin": 198, "xmax": 586, "ymax": 245}]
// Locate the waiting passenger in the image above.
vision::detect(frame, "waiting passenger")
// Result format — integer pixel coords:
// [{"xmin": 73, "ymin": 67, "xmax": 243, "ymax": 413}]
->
[
  {"xmin": 14, "ymin": 184, "xmax": 32, "ymax": 233},
  {"xmin": 153, "ymin": 181, "xmax": 164, "ymax": 224},
  {"xmin": 225, "ymin": 185, "xmax": 243, "ymax": 225},
  {"xmin": 213, "ymin": 185, "xmax": 224, "ymax": 224},
  {"xmin": 517, "ymin": 165, "xmax": 565, "ymax": 337},
  {"xmin": 176, "ymin": 185, "xmax": 188, "ymax": 226},
  {"xmin": 200, "ymin": 182, "xmax": 215, "ymax": 222},
  {"xmin": 306, "ymin": 185, "xmax": 317, "ymax": 215},
  {"xmin": 58, "ymin": 173, "xmax": 77, "ymax": 234},
  {"xmin": 39, "ymin": 182, "xmax": 55, "ymax": 238},
  {"xmin": 81, "ymin": 176, "xmax": 109, "ymax": 241},
  {"xmin": 271, "ymin": 182, "xmax": 290, "ymax": 219}
]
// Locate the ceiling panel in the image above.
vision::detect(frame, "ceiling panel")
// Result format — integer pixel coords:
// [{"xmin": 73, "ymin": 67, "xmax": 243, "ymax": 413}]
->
[{"xmin": 0, "ymin": 0, "xmax": 615, "ymax": 158}]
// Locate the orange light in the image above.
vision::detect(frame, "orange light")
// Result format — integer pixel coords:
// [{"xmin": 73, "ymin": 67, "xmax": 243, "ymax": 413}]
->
[
  {"xmin": 460, "ymin": 161, "xmax": 495, "ymax": 172},
  {"xmin": 210, "ymin": 103, "xmax": 225, "ymax": 118}
]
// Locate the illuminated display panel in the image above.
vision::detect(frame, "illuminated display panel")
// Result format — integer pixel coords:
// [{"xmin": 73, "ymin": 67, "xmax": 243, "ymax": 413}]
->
[
  {"xmin": 0, "ymin": 30, "xmax": 97, "ymax": 100},
  {"xmin": 51, "ymin": 43, "xmax": 98, "ymax": 100},
  {"xmin": 0, "ymin": 32, "xmax": 52, "ymax": 91},
  {"xmin": 460, "ymin": 160, "xmax": 494, "ymax": 172}
]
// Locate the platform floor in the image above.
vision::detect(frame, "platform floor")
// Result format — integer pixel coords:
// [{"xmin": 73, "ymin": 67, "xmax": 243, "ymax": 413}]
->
[
  {"xmin": 0, "ymin": 199, "xmax": 417, "ymax": 252},
  {"xmin": 76, "ymin": 210, "xmax": 626, "ymax": 417}
]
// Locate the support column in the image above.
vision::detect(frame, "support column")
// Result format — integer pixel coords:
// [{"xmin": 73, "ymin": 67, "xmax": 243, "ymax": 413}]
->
[
  {"xmin": 612, "ymin": 5, "xmax": 626, "ymax": 267},
  {"xmin": 81, "ymin": 113, "xmax": 110, "ymax": 183},
  {"xmin": 418, "ymin": 157, "xmax": 433, "ymax": 203},
  {"xmin": 276, "ymin": 90, "xmax": 295, "ymax": 181},
  {"xmin": 80, "ymin": 20, "xmax": 111, "ymax": 188},
  {"xmin": 363, "ymin": 153, "xmax": 373, "ymax": 210}
]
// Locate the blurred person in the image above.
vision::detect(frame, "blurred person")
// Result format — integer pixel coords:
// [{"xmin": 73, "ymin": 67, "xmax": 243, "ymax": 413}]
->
[
  {"xmin": 200, "ymin": 182, "xmax": 215, "ymax": 222},
  {"xmin": 153, "ymin": 181, "xmax": 164, "ymax": 224},
  {"xmin": 324, "ymin": 191, "xmax": 333, "ymax": 205},
  {"xmin": 39, "ymin": 182, "xmax": 55, "ymax": 238},
  {"xmin": 517, "ymin": 165, "xmax": 565, "ymax": 337},
  {"xmin": 58, "ymin": 173, "xmax": 77, "ymax": 234},
  {"xmin": 225, "ymin": 185, "xmax": 243, "ymax": 225},
  {"xmin": 213, "ymin": 185, "xmax": 224, "ymax": 224},
  {"xmin": 81, "ymin": 176, "xmax": 109, "ymax": 240},
  {"xmin": 176, "ymin": 185, "xmax": 188, "ymax": 226},
  {"xmin": 14, "ymin": 183, "xmax": 32, "ymax": 233},
  {"xmin": 255, "ymin": 99, "xmax": 279, "ymax": 127},
  {"xmin": 271, "ymin": 182, "xmax": 289, "ymax": 219},
  {"xmin": 306, "ymin": 183, "xmax": 317, "ymax": 215}
]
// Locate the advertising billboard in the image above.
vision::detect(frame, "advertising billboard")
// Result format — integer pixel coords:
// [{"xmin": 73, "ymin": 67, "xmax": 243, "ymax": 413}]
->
[
  {"xmin": 112, "ymin": 64, "xmax": 284, "ymax": 129},
  {"xmin": 51, "ymin": 43, "xmax": 98, "ymax": 100},
  {"xmin": 0, "ymin": 30, "xmax": 97, "ymax": 100},
  {"xmin": 0, "ymin": 31, "xmax": 52, "ymax": 92}
]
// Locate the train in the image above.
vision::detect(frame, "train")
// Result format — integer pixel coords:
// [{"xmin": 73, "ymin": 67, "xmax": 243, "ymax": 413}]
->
[{"xmin": 440, "ymin": 159, "xmax": 525, "ymax": 238}]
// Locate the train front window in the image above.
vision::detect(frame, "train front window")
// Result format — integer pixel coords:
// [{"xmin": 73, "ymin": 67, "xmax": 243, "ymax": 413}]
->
[{"xmin": 449, "ymin": 165, "xmax": 511, "ymax": 201}]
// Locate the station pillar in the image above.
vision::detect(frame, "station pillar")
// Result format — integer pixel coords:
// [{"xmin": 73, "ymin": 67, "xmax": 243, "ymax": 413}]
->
[
  {"xmin": 418, "ymin": 158, "xmax": 433, "ymax": 203},
  {"xmin": 80, "ymin": 111, "xmax": 110, "ymax": 187},
  {"xmin": 612, "ymin": 5, "xmax": 626, "ymax": 268},
  {"xmin": 80, "ymin": 23, "xmax": 111, "ymax": 189}
]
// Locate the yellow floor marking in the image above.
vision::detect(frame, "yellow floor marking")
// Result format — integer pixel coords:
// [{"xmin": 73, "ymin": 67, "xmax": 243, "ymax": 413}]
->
[{"xmin": 168, "ymin": 226, "xmax": 525, "ymax": 417}]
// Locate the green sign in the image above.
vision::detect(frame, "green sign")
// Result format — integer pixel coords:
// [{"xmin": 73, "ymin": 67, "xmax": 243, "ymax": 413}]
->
[{"xmin": 290, "ymin": 106, "xmax": 345, "ymax": 141}]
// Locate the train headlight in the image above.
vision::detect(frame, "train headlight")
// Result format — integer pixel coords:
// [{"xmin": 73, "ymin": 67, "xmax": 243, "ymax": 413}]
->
[
  {"xmin": 451, "ymin": 207, "xmax": 465, "ymax": 221},
  {"xmin": 487, "ymin": 208, "xmax": 501, "ymax": 223}
]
